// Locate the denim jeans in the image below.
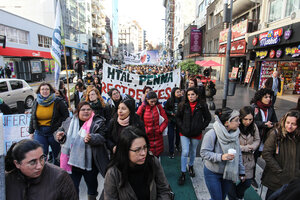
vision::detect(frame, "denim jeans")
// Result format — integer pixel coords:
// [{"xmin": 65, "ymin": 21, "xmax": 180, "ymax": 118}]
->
[
  {"xmin": 70, "ymin": 165, "xmax": 99, "ymax": 196},
  {"xmin": 180, "ymin": 135, "xmax": 199, "ymax": 172},
  {"xmin": 34, "ymin": 126, "xmax": 61, "ymax": 166},
  {"xmin": 168, "ymin": 121, "xmax": 180, "ymax": 154},
  {"xmin": 228, "ymin": 178, "xmax": 252, "ymax": 200},
  {"xmin": 204, "ymin": 166, "xmax": 232, "ymax": 200}
]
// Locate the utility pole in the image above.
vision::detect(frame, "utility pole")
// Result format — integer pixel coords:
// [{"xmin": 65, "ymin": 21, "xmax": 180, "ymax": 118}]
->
[{"xmin": 222, "ymin": 0, "xmax": 234, "ymax": 108}]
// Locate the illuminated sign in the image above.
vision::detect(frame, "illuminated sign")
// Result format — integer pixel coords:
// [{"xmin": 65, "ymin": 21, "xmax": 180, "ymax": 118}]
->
[{"xmin": 256, "ymin": 51, "xmax": 268, "ymax": 59}]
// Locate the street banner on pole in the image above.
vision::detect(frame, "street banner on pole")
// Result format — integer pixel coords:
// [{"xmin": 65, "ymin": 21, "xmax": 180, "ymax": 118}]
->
[
  {"xmin": 101, "ymin": 63, "xmax": 180, "ymax": 104},
  {"xmin": 51, "ymin": 0, "xmax": 64, "ymax": 89},
  {"xmin": 124, "ymin": 50, "xmax": 160, "ymax": 65}
]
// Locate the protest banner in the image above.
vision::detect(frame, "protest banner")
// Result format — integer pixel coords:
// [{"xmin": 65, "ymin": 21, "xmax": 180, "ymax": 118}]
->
[
  {"xmin": 101, "ymin": 63, "xmax": 181, "ymax": 104},
  {"xmin": 123, "ymin": 50, "xmax": 160, "ymax": 65},
  {"xmin": 2, "ymin": 114, "xmax": 31, "ymax": 154}
]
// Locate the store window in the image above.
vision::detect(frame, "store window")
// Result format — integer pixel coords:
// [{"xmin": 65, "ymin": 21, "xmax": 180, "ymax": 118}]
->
[{"xmin": 278, "ymin": 61, "xmax": 300, "ymax": 94}]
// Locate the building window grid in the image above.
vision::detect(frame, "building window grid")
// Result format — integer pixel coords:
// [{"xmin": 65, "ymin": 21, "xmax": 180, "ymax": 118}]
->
[
  {"xmin": 0, "ymin": 24, "xmax": 28, "ymax": 45},
  {"xmin": 269, "ymin": 0, "xmax": 300, "ymax": 22},
  {"xmin": 38, "ymin": 35, "xmax": 52, "ymax": 48}
]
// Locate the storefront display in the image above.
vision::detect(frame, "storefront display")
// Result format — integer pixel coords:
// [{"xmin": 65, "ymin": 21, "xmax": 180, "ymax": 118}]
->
[
  {"xmin": 259, "ymin": 61, "xmax": 277, "ymax": 88},
  {"xmin": 278, "ymin": 61, "xmax": 300, "ymax": 94}
]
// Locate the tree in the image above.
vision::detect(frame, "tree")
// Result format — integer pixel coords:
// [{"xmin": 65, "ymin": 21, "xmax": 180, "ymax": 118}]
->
[{"xmin": 179, "ymin": 59, "xmax": 199, "ymax": 75}]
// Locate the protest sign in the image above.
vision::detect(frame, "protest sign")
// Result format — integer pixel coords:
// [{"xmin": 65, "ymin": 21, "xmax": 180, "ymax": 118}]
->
[
  {"xmin": 2, "ymin": 114, "xmax": 30, "ymax": 154},
  {"xmin": 124, "ymin": 50, "xmax": 160, "ymax": 65},
  {"xmin": 101, "ymin": 63, "xmax": 181, "ymax": 103}
]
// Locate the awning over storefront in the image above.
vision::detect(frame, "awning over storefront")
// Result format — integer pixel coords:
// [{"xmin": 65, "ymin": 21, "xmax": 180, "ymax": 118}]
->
[{"xmin": 0, "ymin": 46, "xmax": 52, "ymax": 59}]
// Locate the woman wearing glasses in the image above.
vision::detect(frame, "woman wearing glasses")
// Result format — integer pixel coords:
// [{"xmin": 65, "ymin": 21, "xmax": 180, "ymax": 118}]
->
[
  {"xmin": 107, "ymin": 98, "xmax": 145, "ymax": 155},
  {"xmin": 55, "ymin": 101, "xmax": 109, "ymax": 200},
  {"xmin": 137, "ymin": 91, "xmax": 168, "ymax": 157},
  {"xmin": 104, "ymin": 126, "xmax": 172, "ymax": 200},
  {"xmin": 28, "ymin": 82, "xmax": 69, "ymax": 166},
  {"xmin": 5, "ymin": 139, "xmax": 78, "ymax": 200},
  {"xmin": 200, "ymin": 108, "xmax": 245, "ymax": 200}
]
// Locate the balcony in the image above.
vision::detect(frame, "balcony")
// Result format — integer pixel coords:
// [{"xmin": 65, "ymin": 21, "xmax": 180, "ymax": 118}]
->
[{"xmin": 232, "ymin": 0, "xmax": 257, "ymax": 19}]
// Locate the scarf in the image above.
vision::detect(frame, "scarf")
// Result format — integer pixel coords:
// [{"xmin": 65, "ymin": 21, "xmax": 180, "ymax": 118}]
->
[
  {"xmin": 61, "ymin": 112, "xmax": 95, "ymax": 172},
  {"xmin": 213, "ymin": 115, "xmax": 241, "ymax": 182},
  {"xmin": 189, "ymin": 101, "xmax": 197, "ymax": 114},
  {"xmin": 117, "ymin": 115, "xmax": 130, "ymax": 126},
  {"xmin": 256, "ymin": 100, "xmax": 272, "ymax": 112},
  {"xmin": 37, "ymin": 93, "xmax": 56, "ymax": 106}
]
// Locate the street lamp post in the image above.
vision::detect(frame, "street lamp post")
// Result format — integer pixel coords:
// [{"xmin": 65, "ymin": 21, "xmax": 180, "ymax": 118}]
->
[{"xmin": 222, "ymin": 0, "xmax": 234, "ymax": 108}]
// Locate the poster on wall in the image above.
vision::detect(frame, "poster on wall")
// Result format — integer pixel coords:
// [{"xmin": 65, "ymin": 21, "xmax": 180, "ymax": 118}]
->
[
  {"xmin": 50, "ymin": 60, "xmax": 55, "ymax": 72},
  {"xmin": 244, "ymin": 67, "xmax": 254, "ymax": 83},
  {"xmin": 230, "ymin": 67, "xmax": 239, "ymax": 79},
  {"xmin": 44, "ymin": 59, "xmax": 50, "ymax": 73},
  {"xmin": 101, "ymin": 63, "xmax": 180, "ymax": 104}
]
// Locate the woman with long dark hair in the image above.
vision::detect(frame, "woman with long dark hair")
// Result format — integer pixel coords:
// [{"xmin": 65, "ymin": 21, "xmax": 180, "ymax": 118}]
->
[
  {"xmin": 28, "ymin": 82, "xmax": 69, "ymax": 166},
  {"xmin": 107, "ymin": 98, "xmax": 145, "ymax": 154},
  {"xmin": 261, "ymin": 110, "xmax": 300, "ymax": 199},
  {"xmin": 104, "ymin": 126, "xmax": 172, "ymax": 200},
  {"xmin": 200, "ymin": 107, "xmax": 245, "ymax": 200},
  {"xmin": 164, "ymin": 87, "xmax": 183, "ymax": 158},
  {"xmin": 176, "ymin": 87, "xmax": 211, "ymax": 185},
  {"xmin": 228, "ymin": 106, "xmax": 260, "ymax": 200},
  {"xmin": 250, "ymin": 88, "xmax": 277, "ymax": 187}
]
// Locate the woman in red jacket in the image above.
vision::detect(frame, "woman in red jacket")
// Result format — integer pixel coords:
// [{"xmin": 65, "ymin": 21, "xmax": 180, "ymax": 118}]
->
[{"xmin": 137, "ymin": 91, "xmax": 168, "ymax": 157}]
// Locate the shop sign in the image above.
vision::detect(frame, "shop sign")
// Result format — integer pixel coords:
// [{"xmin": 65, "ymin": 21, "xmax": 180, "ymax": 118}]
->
[
  {"xmin": 285, "ymin": 46, "xmax": 300, "ymax": 57},
  {"xmin": 219, "ymin": 20, "xmax": 248, "ymax": 43},
  {"xmin": 219, "ymin": 45, "xmax": 226, "ymax": 54},
  {"xmin": 269, "ymin": 50, "xmax": 275, "ymax": 58},
  {"xmin": 276, "ymin": 49, "xmax": 282, "ymax": 58},
  {"xmin": 252, "ymin": 37, "xmax": 258, "ymax": 46},
  {"xmin": 256, "ymin": 51, "xmax": 268, "ymax": 59},
  {"xmin": 284, "ymin": 29, "xmax": 292, "ymax": 40},
  {"xmin": 231, "ymin": 40, "xmax": 246, "ymax": 54},
  {"xmin": 259, "ymin": 28, "xmax": 283, "ymax": 47}
]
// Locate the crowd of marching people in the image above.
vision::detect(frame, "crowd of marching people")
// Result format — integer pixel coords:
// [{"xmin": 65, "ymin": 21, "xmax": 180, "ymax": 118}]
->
[{"xmin": 3, "ymin": 67, "xmax": 300, "ymax": 200}]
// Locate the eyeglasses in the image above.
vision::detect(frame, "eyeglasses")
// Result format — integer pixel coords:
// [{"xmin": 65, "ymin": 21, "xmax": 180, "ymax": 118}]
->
[
  {"xmin": 23, "ymin": 154, "xmax": 46, "ymax": 168},
  {"xmin": 80, "ymin": 108, "xmax": 92, "ymax": 112},
  {"xmin": 129, "ymin": 145, "xmax": 148, "ymax": 154},
  {"xmin": 41, "ymin": 88, "xmax": 50, "ymax": 91}
]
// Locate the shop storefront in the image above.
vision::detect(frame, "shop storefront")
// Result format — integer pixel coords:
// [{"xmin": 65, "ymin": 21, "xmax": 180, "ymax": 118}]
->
[
  {"xmin": 248, "ymin": 22, "xmax": 300, "ymax": 95},
  {"xmin": 219, "ymin": 20, "xmax": 248, "ymax": 83}
]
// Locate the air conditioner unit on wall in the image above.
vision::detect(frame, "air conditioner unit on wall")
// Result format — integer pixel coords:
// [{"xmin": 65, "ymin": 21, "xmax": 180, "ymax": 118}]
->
[{"xmin": 290, "ymin": 10, "xmax": 300, "ymax": 20}]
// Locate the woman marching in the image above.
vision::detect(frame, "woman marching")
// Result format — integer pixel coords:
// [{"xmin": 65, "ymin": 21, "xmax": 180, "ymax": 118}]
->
[
  {"xmin": 137, "ymin": 91, "xmax": 168, "ymax": 157},
  {"xmin": 200, "ymin": 108, "xmax": 245, "ymax": 200},
  {"xmin": 85, "ymin": 88, "xmax": 109, "ymax": 122},
  {"xmin": 55, "ymin": 101, "xmax": 109, "ymax": 200},
  {"xmin": 29, "ymin": 82, "xmax": 69, "ymax": 166},
  {"xmin": 164, "ymin": 87, "xmax": 183, "ymax": 158},
  {"xmin": 107, "ymin": 98, "xmax": 145, "ymax": 154},
  {"xmin": 261, "ymin": 110, "xmax": 300, "ymax": 199},
  {"xmin": 176, "ymin": 87, "xmax": 211, "ymax": 185},
  {"xmin": 228, "ymin": 106, "xmax": 260, "ymax": 200},
  {"xmin": 104, "ymin": 126, "xmax": 172, "ymax": 200}
]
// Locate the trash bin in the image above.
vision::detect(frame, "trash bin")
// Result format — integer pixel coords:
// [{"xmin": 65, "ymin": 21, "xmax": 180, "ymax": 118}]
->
[
  {"xmin": 17, "ymin": 101, "xmax": 25, "ymax": 114},
  {"xmin": 228, "ymin": 79, "xmax": 237, "ymax": 96}
]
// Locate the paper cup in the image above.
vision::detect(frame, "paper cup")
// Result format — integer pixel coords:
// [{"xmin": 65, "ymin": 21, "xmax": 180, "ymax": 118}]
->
[{"xmin": 228, "ymin": 148, "xmax": 236, "ymax": 162}]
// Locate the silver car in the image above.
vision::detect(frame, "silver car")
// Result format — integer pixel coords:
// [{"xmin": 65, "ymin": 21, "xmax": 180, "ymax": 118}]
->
[{"xmin": 0, "ymin": 78, "xmax": 36, "ymax": 109}]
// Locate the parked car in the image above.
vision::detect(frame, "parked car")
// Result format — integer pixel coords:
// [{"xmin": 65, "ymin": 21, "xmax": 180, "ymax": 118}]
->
[
  {"xmin": 0, "ymin": 79, "xmax": 36, "ymax": 109},
  {"xmin": 60, "ymin": 69, "xmax": 76, "ymax": 83}
]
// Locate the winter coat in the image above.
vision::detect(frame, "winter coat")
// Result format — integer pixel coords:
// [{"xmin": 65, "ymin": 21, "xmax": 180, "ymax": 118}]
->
[
  {"xmin": 29, "ymin": 98, "xmax": 69, "ymax": 134},
  {"xmin": 265, "ymin": 77, "xmax": 281, "ymax": 94},
  {"xmin": 137, "ymin": 103, "xmax": 168, "ymax": 156},
  {"xmin": 54, "ymin": 115, "xmax": 109, "ymax": 177},
  {"xmin": 252, "ymin": 103, "xmax": 278, "ymax": 143},
  {"xmin": 106, "ymin": 113, "xmax": 145, "ymax": 152},
  {"xmin": 73, "ymin": 90, "xmax": 83, "ymax": 110},
  {"xmin": 176, "ymin": 101, "xmax": 211, "ymax": 138},
  {"xmin": 261, "ymin": 128, "xmax": 300, "ymax": 191},
  {"xmin": 239, "ymin": 124, "xmax": 260, "ymax": 179},
  {"xmin": 89, "ymin": 100, "xmax": 110, "ymax": 121},
  {"xmin": 5, "ymin": 163, "xmax": 78, "ymax": 200},
  {"xmin": 104, "ymin": 156, "xmax": 171, "ymax": 200},
  {"xmin": 164, "ymin": 96, "xmax": 182, "ymax": 123}
]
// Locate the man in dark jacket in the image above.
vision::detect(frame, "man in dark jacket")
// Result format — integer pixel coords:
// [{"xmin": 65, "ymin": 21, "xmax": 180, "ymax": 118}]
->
[
  {"xmin": 74, "ymin": 57, "xmax": 85, "ymax": 79},
  {"xmin": 264, "ymin": 71, "xmax": 281, "ymax": 106},
  {"xmin": 72, "ymin": 82, "xmax": 84, "ymax": 110}
]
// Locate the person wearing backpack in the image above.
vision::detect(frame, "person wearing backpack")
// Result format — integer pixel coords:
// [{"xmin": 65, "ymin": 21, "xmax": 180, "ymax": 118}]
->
[{"xmin": 137, "ymin": 91, "xmax": 168, "ymax": 157}]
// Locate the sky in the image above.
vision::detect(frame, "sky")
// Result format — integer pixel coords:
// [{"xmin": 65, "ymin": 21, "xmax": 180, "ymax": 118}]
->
[{"xmin": 118, "ymin": 0, "xmax": 165, "ymax": 46}]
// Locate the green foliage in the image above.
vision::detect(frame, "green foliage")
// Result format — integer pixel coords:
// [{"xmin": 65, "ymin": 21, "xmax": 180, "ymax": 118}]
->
[{"xmin": 179, "ymin": 60, "xmax": 199, "ymax": 75}]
